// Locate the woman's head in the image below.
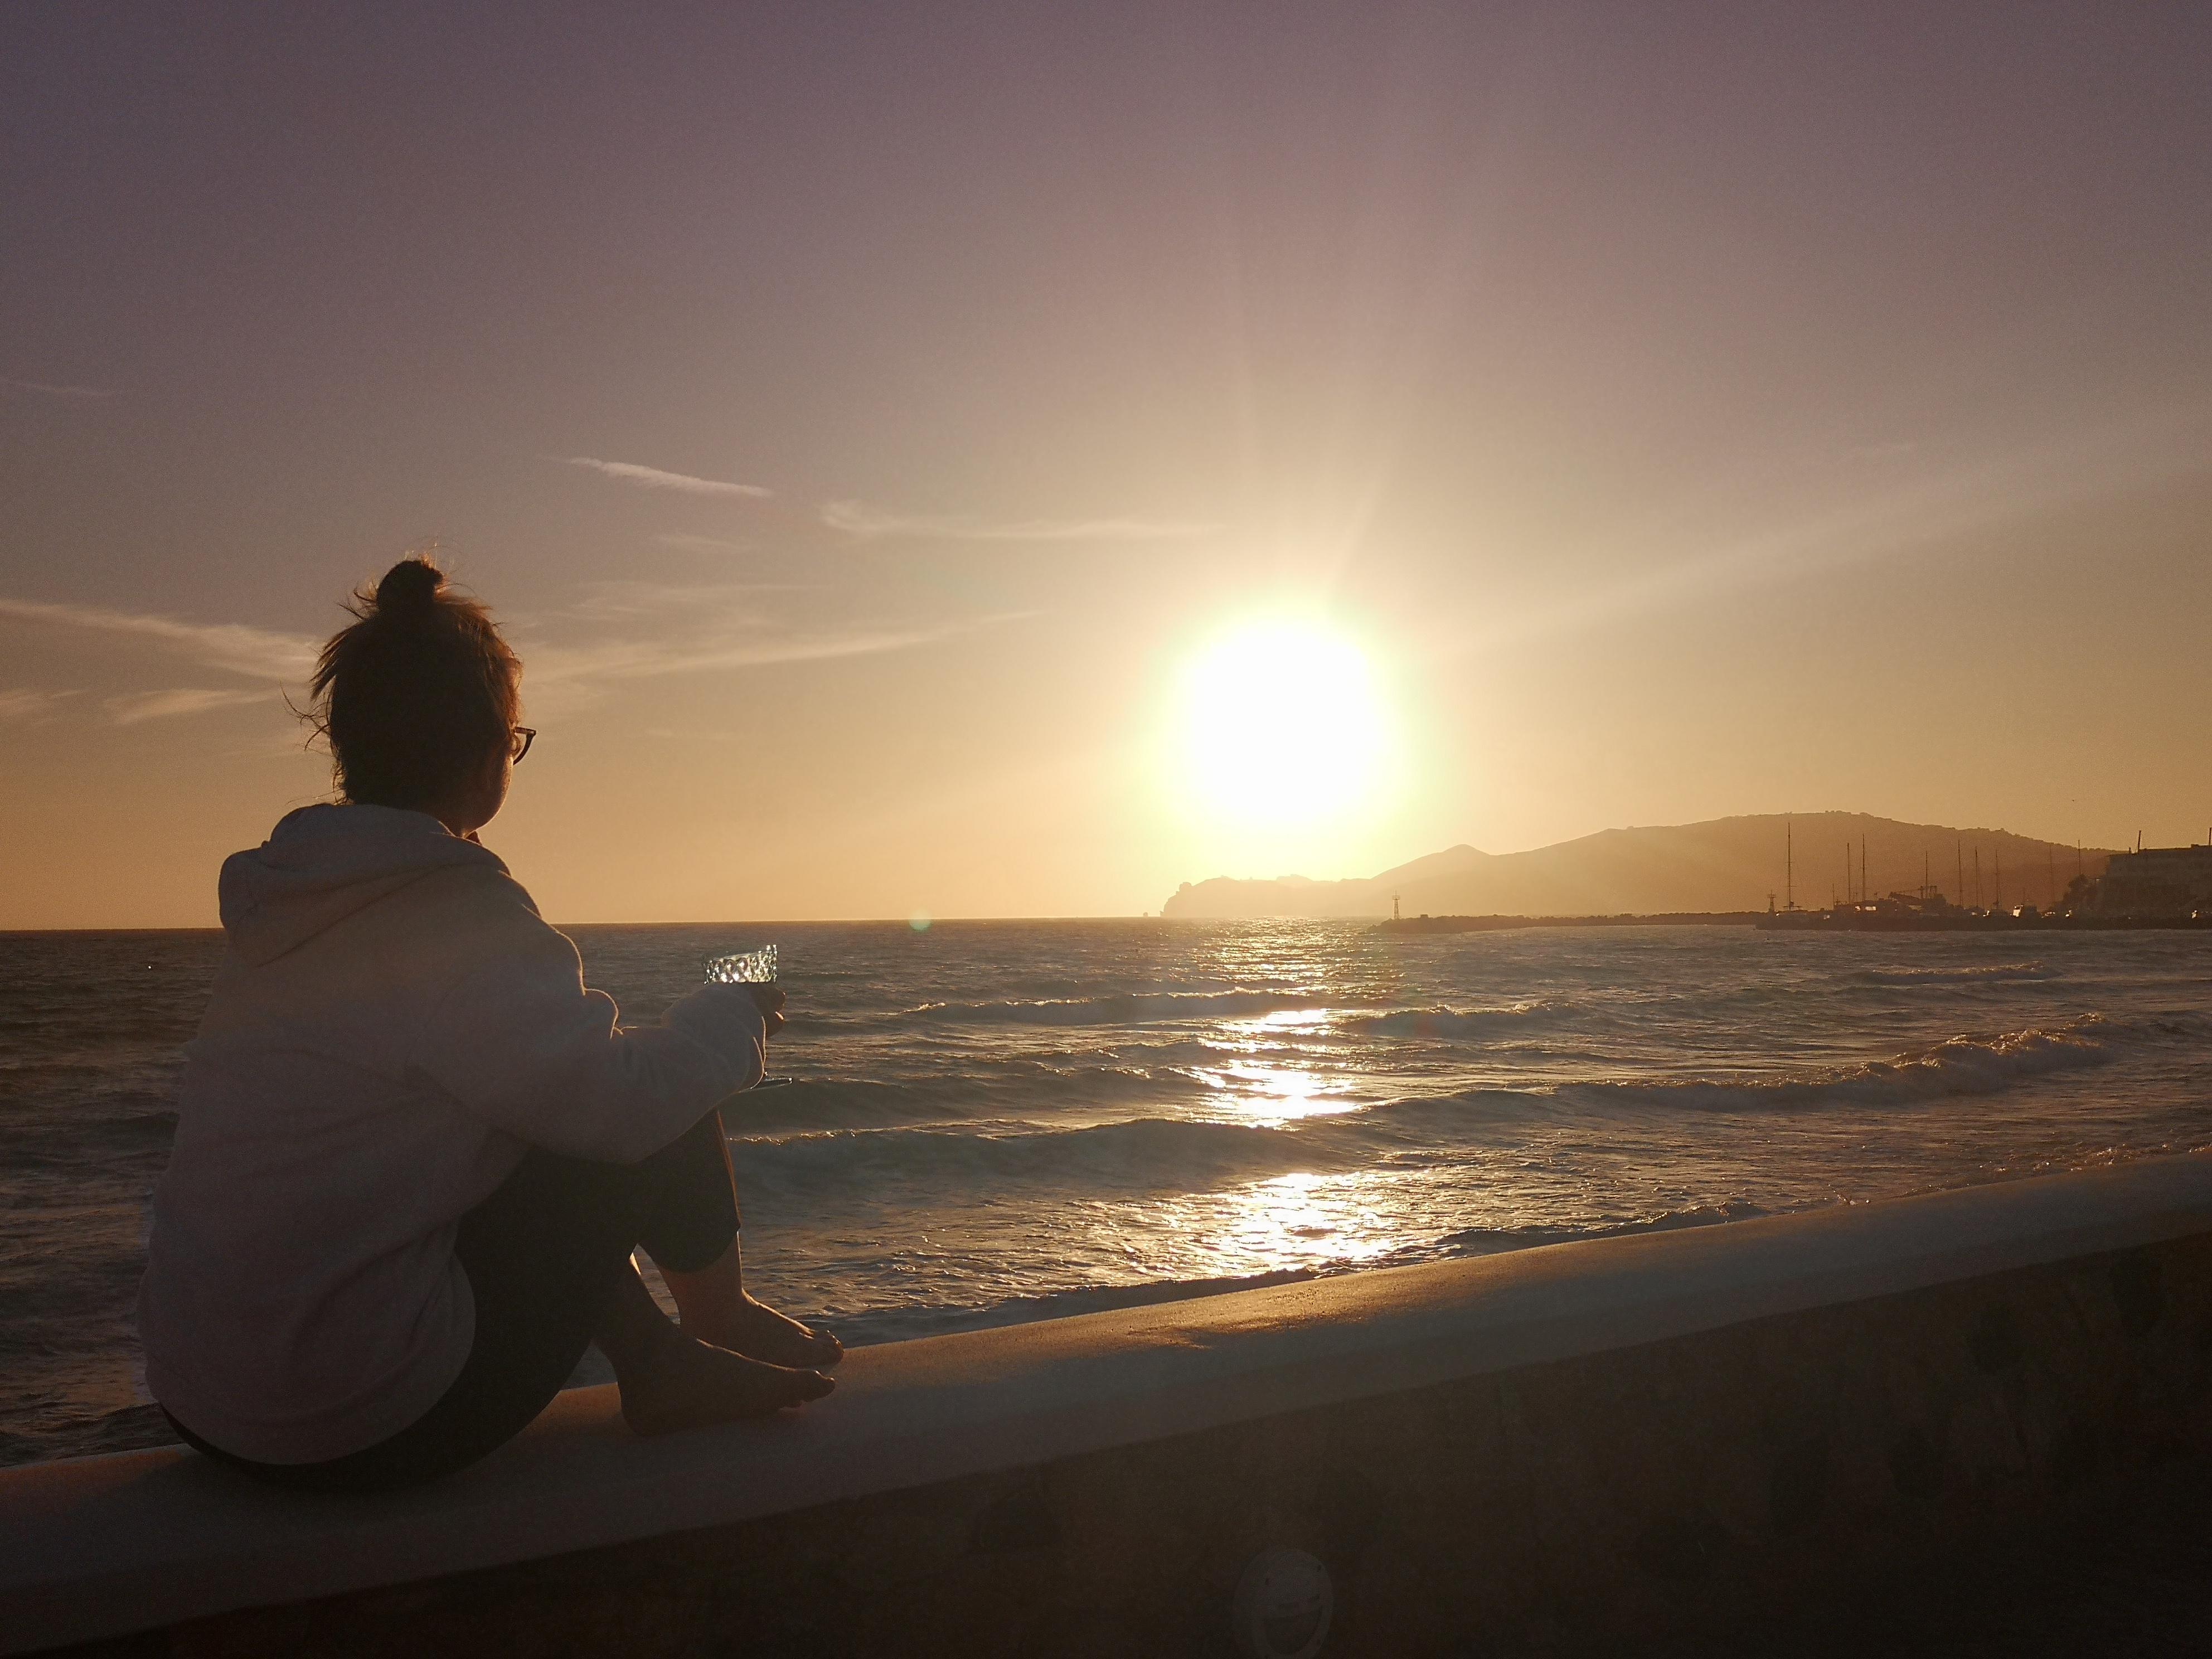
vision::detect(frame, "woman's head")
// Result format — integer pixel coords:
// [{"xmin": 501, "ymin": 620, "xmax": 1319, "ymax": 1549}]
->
[{"xmin": 310, "ymin": 556, "xmax": 523, "ymax": 832}]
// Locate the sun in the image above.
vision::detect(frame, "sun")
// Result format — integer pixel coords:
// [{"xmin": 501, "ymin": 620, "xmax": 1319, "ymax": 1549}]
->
[{"xmin": 1175, "ymin": 619, "xmax": 1394, "ymax": 832}]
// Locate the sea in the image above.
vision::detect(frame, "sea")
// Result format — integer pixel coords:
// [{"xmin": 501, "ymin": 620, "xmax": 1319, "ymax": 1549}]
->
[{"xmin": 5, "ymin": 919, "xmax": 2211, "ymax": 1468}]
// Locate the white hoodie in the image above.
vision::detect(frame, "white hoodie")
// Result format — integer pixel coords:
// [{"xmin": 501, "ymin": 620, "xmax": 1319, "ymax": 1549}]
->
[{"xmin": 138, "ymin": 804, "xmax": 767, "ymax": 1464}]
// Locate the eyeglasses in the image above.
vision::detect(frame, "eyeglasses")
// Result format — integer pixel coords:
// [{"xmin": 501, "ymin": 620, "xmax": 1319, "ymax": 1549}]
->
[{"xmin": 510, "ymin": 727, "xmax": 536, "ymax": 764}]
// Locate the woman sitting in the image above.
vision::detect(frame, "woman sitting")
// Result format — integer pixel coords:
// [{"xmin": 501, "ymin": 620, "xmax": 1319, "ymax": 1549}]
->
[{"xmin": 138, "ymin": 556, "xmax": 837, "ymax": 1493}]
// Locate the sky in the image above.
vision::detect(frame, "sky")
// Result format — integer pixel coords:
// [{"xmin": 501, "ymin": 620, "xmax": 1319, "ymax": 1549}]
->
[{"xmin": 3, "ymin": 3, "xmax": 2209, "ymax": 928}]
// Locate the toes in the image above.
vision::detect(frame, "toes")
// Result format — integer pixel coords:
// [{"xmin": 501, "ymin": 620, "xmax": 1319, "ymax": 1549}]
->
[{"xmin": 739, "ymin": 1302, "xmax": 843, "ymax": 1369}]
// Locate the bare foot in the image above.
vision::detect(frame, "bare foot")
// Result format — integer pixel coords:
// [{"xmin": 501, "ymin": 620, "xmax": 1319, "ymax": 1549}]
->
[
  {"xmin": 618, "ymin": 1336, "xmax": 833, "ymax": 1437},
  {"xmin": 685, "ymin": 1293, "xmax": 845, "ymax": 1370}
]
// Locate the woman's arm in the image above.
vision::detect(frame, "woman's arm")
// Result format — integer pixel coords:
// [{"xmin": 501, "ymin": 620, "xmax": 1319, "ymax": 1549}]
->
[{"xmin": 413, "ymin": 898, "xmax": 769, "ymax": 1162}]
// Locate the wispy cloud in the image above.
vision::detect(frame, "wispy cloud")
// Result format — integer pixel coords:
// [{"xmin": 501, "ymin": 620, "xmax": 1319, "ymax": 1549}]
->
[
  {"xmin": 507, "ymin": 580, "xmax": 1024, "ymax": 710},
  {"xmin": 0, "ymin": 597, "xmax": 319, "ymax": 680},
  {"xmin": 524, "ymin": 621, "xmax": 981, "ymax": 699},
  {"xmin": 821, "ymin": 499, "xmax": 1218, "ymax": 542},
  {"xmin": 0, "ymin": 579, "xmax": 1022, "ymax": 725},
  {"xmin": 0, "ymin": 688, "xmax": 79, "ymax": 722},
  {"xmin": 0, "ymin": 376, "xmax": 118, "ymax": 401},
  {"xmin": 654, "ymin": 532, "xmax": 750, "ymax": 554},
  {"xmin": 555, "ymin": 580, "xmax": 816, "ymax": 624},
  {"xmin": 105, "ymin": 687, "xmax": 271, "ymax": 725},
  {"xmin": 563, "ymin": 457, "xmax": 772, "ymax": 499}
]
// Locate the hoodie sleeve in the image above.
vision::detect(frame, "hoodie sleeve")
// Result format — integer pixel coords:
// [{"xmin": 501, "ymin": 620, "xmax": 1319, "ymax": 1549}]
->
[{"xmin": 413, "ymin": 910, "xmax": 767, "ymax": 1162}]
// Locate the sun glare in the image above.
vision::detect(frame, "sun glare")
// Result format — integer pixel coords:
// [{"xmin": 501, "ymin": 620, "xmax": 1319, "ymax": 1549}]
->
[{"xmin": 1176, "ymin": 620, "xmax": 1394, "ymax": 833}]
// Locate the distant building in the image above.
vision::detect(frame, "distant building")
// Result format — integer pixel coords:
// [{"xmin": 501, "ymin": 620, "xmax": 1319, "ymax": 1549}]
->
[{"xmin": 2090, "ymin": 845, "xmax": 2212, "ymax": 918}]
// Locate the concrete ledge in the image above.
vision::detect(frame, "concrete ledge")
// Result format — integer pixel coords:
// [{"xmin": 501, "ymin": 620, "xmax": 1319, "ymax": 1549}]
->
[{"xmin": 7, "ymin": 1155, "xmax": 2212, "ymax": 1655}]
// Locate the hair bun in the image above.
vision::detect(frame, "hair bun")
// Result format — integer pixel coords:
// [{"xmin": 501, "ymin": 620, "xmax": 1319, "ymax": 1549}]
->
[{"xmin": 374, "ymin": 557, "xmax": 444, "ymax": 617}]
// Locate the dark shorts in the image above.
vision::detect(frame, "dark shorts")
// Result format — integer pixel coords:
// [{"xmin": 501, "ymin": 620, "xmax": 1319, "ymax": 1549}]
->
[{"xmin": 164, "ymin": 1109, "xmax": 739, "ymax": 1493}]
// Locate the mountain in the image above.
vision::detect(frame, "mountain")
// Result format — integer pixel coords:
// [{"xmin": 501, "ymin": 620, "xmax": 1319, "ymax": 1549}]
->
[{"xmin": 1162, "ymin": 813, "xmax": 2117, "ymax": 919}]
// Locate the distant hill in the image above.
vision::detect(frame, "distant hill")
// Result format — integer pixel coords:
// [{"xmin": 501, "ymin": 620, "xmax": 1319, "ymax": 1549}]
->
[{"xmin": 1162, "ymin": 813, "xmax": 2117, "ymax": 919}]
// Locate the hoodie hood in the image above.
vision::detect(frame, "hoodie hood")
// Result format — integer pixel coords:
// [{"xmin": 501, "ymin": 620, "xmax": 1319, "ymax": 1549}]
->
[{"xmin": 218, "ymin": 804, "xmax": 508, "ymax": 966}]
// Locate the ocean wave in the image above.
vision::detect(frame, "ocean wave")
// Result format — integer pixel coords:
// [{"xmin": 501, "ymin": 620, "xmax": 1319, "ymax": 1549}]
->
[
  {"xmin": 904, "ymin": 989, "xmax": 1342, "ymax": 1027},
  {"xmin": 733, "ymin": 1062, "xmax": 1202, "ymax": 1132},
  {"xmin": 1340, "ymin": 1002, "xmax": 1555, "ymax": 1040},
  {"xmin": 733, "ymin": 1112, "xmax": 1360, "ymax": 1195},
  {"xmin": 736, "ymin": 1015, "xmax": 2141, "ymax": 1176},
  {"xmin": 1071, "ymin": 1035, "xmax": 1247, "ymax": 1067},
  {"xmin": 1559, "ymin": 1021, "xmax": 2112, "ymax": 1112},
  {"xmin": 0, "ymin": 1403, "xmax": 173, "ymax": 1468},
  {"xmin": 1857, "ymin": 962, "xmax": 2054, "ymax": 986},
  {"xmin": 1429, "ymin": 1200, "xmax": 1771, "ymax": 1255},
  {"xmin": 727, "ymin": 1078, "xmax": 966, "ymax": 1132}
]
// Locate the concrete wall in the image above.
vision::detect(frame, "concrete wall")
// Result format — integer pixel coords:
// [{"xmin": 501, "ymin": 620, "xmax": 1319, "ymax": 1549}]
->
[{"xmin": 10, "ymin": 1157, "xmax": 2212, "ymax": 1658}]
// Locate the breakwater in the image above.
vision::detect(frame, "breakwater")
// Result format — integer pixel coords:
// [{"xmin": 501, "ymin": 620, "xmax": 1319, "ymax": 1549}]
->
[
  {"xmin": 1374, "ymin": 911, "xmax": 1759, "ymax": 933},
  {"xmin": 6, "ymin": 1156, "xmax": 2211, "ymax": 1656}
]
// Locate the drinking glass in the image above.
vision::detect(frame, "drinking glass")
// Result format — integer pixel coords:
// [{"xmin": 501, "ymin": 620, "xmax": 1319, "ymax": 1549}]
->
[{"xmin": 705, "ymin": 943, "xmax": 778, "ymax": 984}]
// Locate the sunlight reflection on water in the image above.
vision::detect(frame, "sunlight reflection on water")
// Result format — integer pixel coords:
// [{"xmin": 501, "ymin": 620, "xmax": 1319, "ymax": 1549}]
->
[
  {"xmin": 1198, "ymin": 1059, "xmax": 1357, "ymax": 1124},
  {"xmin": 1156, "ymin": 1171, "xmax": 1402, "ymax": 1275},
  {"xmin": 13, "ymin": 919, "xmax": 2212, "ymax": 1466}
]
